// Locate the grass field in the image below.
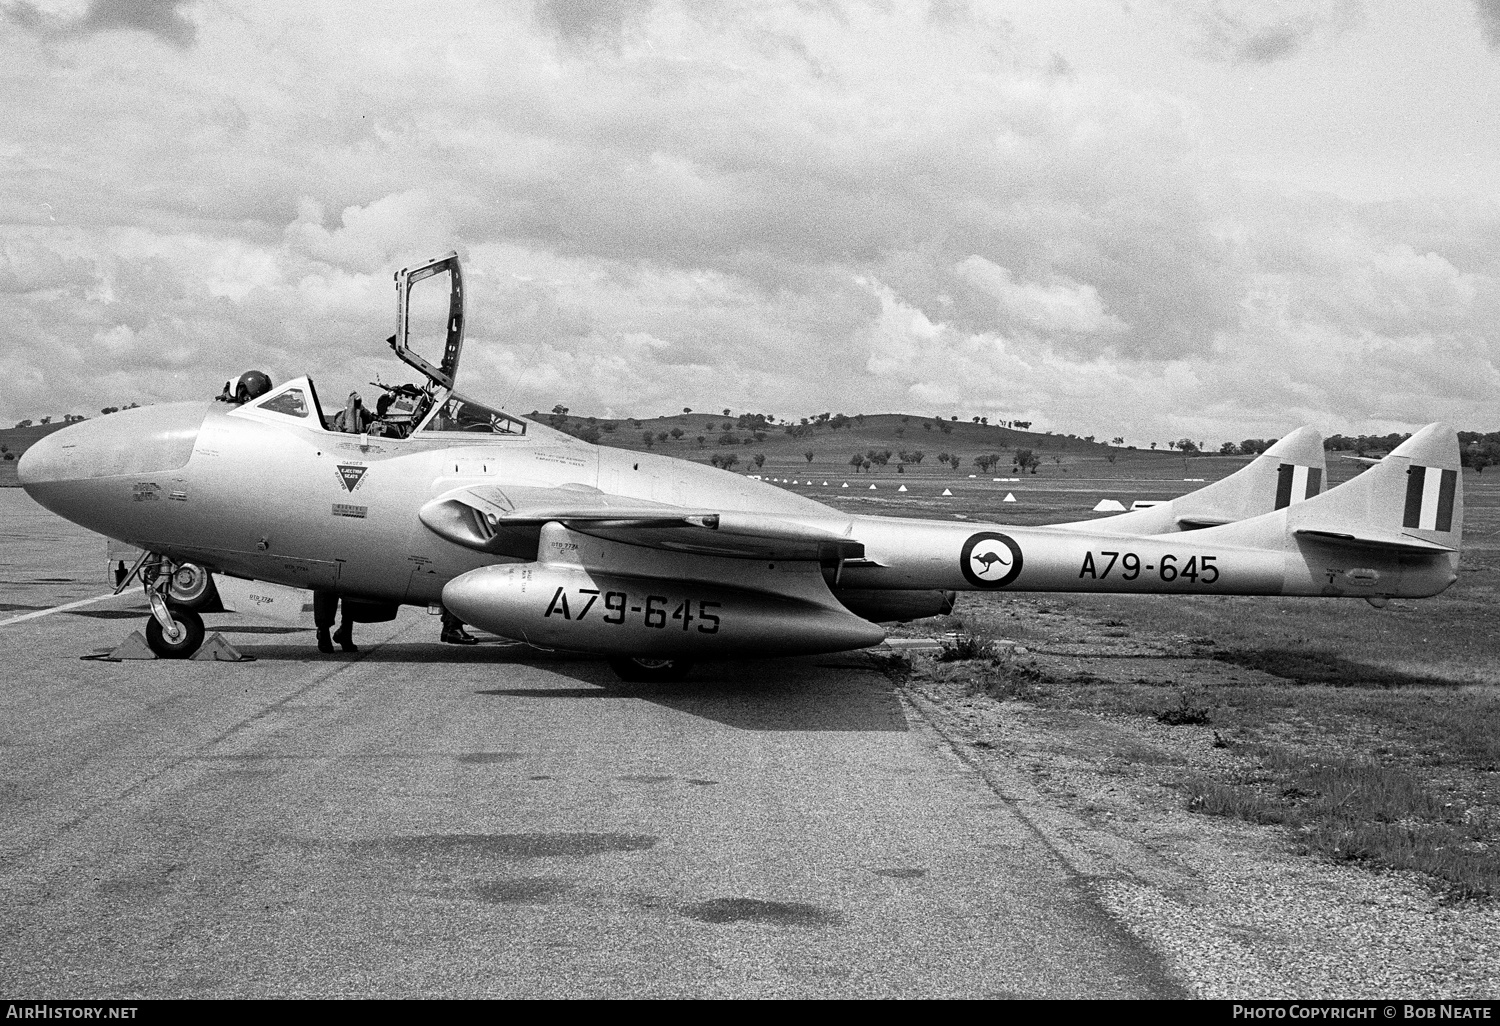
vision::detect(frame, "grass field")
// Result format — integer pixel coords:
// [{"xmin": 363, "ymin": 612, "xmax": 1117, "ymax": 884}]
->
[{"xmin": 882, "ymin": 466, "xmax": 1500, "ymax": 901}]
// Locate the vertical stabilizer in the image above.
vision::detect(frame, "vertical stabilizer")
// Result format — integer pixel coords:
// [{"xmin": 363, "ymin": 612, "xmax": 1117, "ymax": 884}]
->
[
  {"xmin": 1207, "ymin": 422, "xmax": 1463, "ymax": 555},
  {"xmin": 1056, "ymin": 424, "xmax": 1326, "ymax": 535}
]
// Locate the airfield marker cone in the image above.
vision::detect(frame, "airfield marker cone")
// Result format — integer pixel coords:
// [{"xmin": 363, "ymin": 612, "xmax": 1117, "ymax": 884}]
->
[
  {"xmin": 1004, "ymin": 493, "xmax": 1016, "ymax": 502},
  {"xmin": 869, "ymin": 484, "xmax": 877, "ymax": 490},
  {"xmin": 942, "ymin": 488, "xmax": 952, "ymax": 496},
  {"xmin": 898, "ymin": 485, "xmax": 907, "ymax": 492},
  {"xmin": 842, "ymin": 482, "xmax": 848, "ymax": 488}
]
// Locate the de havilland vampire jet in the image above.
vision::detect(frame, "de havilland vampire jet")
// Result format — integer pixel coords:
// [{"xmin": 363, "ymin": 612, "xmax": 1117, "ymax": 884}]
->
[{"xmin": 19, "ymin": 253, "xmax": 1463, "ymax": 680}]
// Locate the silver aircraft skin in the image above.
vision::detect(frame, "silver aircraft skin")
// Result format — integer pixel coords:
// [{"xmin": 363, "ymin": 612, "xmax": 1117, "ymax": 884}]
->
[{"xmin": 18, "ymin": 255, "xmax": 1464, "ymax": 678}]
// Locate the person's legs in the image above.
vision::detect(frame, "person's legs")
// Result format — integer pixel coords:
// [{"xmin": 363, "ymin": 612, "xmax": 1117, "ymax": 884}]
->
[
  {"xmin": 313, "ymin": 590, "xmax": 337, "ymax": 653},
  {"xmin": 441, "ymin": 609, "xmax": 477, "ymax": 645},
  {"xmin": 332, "ymin": 609, "xmax": 357, "ymax": 652}
]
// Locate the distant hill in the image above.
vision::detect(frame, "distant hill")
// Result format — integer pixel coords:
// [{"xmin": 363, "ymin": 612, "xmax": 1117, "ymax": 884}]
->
[{"xmin": 528, "ymin": 410, "xmax": 1122, "ymax": 459}]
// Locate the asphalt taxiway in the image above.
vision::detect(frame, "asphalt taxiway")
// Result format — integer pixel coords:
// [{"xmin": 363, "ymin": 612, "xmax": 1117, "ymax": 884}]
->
[{"xmin": 0, "ymin": 491, "xmax": 1183, "ymax": 998}]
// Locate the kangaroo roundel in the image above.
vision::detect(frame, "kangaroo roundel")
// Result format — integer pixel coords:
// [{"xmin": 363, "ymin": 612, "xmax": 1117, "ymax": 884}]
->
[{"xmin": 960, "ymin": 532, "xmax": 1023, "ymax": 588}]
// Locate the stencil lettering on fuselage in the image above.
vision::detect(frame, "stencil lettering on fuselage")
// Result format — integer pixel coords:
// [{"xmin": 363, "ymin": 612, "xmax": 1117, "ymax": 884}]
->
[{"xmin": 960, "ymin": 532, "xmax": 1024, "ymax": 588}]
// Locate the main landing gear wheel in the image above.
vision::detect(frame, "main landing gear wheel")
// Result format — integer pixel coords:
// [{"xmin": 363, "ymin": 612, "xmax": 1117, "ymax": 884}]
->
[
  {"xmin": 145, "ymin": 608, "xmax": 205, "ymax": 659},
  {"xmin": 608, "ymin": 656, "xmax": 694, "ymax": 683}
]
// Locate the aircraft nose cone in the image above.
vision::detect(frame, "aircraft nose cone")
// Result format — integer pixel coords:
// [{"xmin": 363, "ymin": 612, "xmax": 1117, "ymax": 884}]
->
[
  {"xmin": 16, "ymin": 429, "xmax": 64, "ymax": 488},
  {"xmin": 19, "ymin": 403, "xmax": 208, "ymax": 519}
]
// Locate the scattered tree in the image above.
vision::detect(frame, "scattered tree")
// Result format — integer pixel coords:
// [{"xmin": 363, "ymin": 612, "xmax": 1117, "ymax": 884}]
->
[
  {"xmin": 1013, "ymin": 449, "xmax": 1041, "ymax": 474},
  {"xmin": 670, "ymin": 427, "xmax": 684, "ymax": 440},
  {"xmin": 641, "ymin": 430, "xmax": 654, "ymax": 448},
  {"xmin": 752, "ymin": 453, "xmax": 766, "ymax": 469},
  {"xmin": 15, "ymin": 420, "xmax": 31, "ymax": 428},
  {"xmin": 803, "ymin": 450, "xmax": 815, "ymax": 463}
]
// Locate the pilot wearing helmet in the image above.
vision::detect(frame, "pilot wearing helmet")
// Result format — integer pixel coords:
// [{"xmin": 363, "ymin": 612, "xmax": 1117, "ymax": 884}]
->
[{"xmin": 217, "ymin": 370, "xmax": 273, "ymax": 405}]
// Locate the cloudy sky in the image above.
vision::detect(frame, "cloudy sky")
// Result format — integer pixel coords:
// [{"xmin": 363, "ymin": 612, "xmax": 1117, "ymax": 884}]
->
[{"xmin": 2, "ymin": 0, "xmax": 1498, "ymax": 446}]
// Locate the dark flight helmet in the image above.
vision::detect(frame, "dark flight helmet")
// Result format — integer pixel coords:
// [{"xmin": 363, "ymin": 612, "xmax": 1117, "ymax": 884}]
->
[{"xmin": 235, "ymin": 370, "xmax": 273, "ymax": 403}]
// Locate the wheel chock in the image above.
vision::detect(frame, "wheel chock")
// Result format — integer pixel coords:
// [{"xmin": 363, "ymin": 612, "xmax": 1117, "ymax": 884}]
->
[
  {"xmin": 192, "ymin": 633, "xmax": 254, "ymax": 662},
  {"xmin": 92, "ymin": 631, "xmax": 157, "ymax": 661}
]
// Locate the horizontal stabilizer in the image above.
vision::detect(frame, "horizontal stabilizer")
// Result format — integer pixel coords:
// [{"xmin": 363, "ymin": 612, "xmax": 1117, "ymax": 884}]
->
[
  {"xmin": 1175, "ymin": 514, "xmax": 1235, "ymax": 528},
  {"xmin": 1293, "ymin": 527, "xmax": 1457, "ymax": 554}
]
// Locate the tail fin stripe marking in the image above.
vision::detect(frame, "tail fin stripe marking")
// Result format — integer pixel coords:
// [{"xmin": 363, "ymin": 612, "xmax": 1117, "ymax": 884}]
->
[
  {"xmin": 1435, "ymin": 468, "xmax": 1457, "ymax": 533},
  {"xmin": 1275, "ymin": 464, "xmax": 1295, "ymax": 509},
  {"xmin": 1403, "ymin": 466, "xmax": 1426, "ymax": 529},
  {"xmin": 1404, "ymin": 465, "xmax": 1458, "ymax": 532},
  {"xmin": 1306, "ymin": 467, "xmax": 1322, "ymax": 498},
  {"xmin": 1419, "ymin": 466, "xmax": 1444, "ymax": 531}
]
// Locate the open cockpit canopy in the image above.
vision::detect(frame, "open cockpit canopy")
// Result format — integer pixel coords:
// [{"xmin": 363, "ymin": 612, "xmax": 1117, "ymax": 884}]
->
[
  {"xmin": 417, "ymin": 393, "xmax": 528, "ymax": 435},
  {"xmin": 226, "ymin": 253, "xmax": 528, "ymax": 437}
]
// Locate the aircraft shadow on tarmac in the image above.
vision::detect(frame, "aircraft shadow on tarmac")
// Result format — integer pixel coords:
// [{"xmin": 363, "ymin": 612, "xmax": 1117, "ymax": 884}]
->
[{"xmin": 226, "ymin": 639, "xmax": 910, "ymax": 733}]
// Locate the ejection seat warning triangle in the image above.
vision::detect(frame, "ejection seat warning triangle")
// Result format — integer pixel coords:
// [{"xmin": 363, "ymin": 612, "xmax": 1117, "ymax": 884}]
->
[{"xmin": 193, "ymin": 633, "xmax": 254, "ymax": 662}]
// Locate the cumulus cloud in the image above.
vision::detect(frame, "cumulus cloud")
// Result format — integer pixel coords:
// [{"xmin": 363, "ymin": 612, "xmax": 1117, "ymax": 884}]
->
[
  {"xmin": 1159, "ymin": 0, "xmax": 1364, "ymax": 64},
  {"xmin": 0, "ymin": 0, "xmax": 1496, "ymax": 443},
  {"xmin": 2, "ymin": 0, "xmax": 197, "ymax": 46},
  {"xmin": 1477, "ymin": 0, "xmax": 1500, "ymax": 48}
]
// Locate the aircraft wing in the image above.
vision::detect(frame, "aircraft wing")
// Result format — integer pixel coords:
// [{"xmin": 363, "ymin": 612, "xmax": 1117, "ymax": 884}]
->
[
  {"xmin": 1293, "ymin": 526, "xmax": 1457, "ymax": 554},
  {"xmin": 420, "ymin": 484, "xmax": 864, "ymax": 562}
]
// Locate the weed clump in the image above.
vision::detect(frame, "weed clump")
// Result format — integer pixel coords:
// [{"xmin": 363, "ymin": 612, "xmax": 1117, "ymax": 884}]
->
[
  {"xmin": 937, "ymin": 634, "xmax": 992, "ymax": 661},
  {"xmin": 1156, "ymin": 692, "xmax": 1212, "ymax": 726}
]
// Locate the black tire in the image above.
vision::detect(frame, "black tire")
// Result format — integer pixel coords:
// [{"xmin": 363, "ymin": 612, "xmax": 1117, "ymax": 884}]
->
[
  {"xmin": 166, "ymin": 563, "xmax": 221, "ymax": 612},
  {"xmin": 145, "ymin": 608, "xmax": 205, "ymax": 659},
  {"xmin": 607, "ymin": 656, "xmax": 693, "ymax": 683}
]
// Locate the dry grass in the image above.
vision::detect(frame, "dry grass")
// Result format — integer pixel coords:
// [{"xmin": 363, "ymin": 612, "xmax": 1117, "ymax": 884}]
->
[{"xmin": 1183, "ymin": 750, "xmax": 1498, "ymax": 900}]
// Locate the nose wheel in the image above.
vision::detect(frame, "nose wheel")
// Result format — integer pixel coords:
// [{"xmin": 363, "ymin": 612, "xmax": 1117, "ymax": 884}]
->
[
  {"xmin": 136, "ymin": 555, "xmax": 209, "ymax": 658},
  {"xmin": 145, "ymin": 606, "xmax": 206, "ymax": 658}
]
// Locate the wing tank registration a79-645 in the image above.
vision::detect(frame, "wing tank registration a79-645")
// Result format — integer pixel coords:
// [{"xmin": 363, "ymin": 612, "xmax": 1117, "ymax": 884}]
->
[{"xmin": 19, "ymin": 253, "xmax": 1463, "ymax": 680}]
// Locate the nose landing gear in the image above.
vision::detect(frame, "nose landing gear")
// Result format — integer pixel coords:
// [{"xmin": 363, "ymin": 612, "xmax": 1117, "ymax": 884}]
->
[
  {"xmin": 145, "ymin": 601, "xmax": 206, "ymax": 658},
  {"xmin": 127, "ymin": 554, "xmax": 212, "ymax": 659}
]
